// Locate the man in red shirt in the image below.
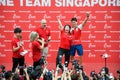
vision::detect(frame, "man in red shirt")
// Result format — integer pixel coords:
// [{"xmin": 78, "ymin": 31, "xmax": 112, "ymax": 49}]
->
[
  {"xmin": 70, "ymin": 13, "xmax": 90, "ymax": 65},
  {"xmin": 35, "ymin": 19, "xmax": 51, "ymax": 60},
  {"xmin": 11, "ymin": 28, "xmax": 24, "ymax": 75}
]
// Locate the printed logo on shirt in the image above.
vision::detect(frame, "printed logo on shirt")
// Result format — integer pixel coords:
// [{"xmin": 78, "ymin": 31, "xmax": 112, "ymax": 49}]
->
[{"xmin": 76, "ymin": 28, "xmax": 78, "ymax": 31}]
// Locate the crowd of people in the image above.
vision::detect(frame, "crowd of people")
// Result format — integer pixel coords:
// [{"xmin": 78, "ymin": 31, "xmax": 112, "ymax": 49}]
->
[
  {"xmin": 0, "ymin": 62, "xmax": 120, "ymax": 80},
  {"xmin": 1, "ymin": 13, "xmax": 119, "ymax": 80}
]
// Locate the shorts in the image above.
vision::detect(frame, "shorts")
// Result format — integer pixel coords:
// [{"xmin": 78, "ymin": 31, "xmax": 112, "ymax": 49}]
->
[
  {"xmin": 70, "ymin": 44, "xmax": 83, "ymax": 56},
  {"xmin": 42, "ymin": 47, "xmax": 48, "ymax": 57}
]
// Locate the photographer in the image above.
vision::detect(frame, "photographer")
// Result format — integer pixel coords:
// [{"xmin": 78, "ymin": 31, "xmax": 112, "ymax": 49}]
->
[
  {"xmin": 71, "ymin": 60, "xmax": 88, "ymax": 80},
  {"xmin": 5, "ymin": 70, "xmax": 13, "ymax": 80},
  {"xmin": 0, "ymin": 65, "xmax": 6, "ymax": 79},
  {"xmin": 54, "ymin": 65, "xmax": 62, "ymax": 80},
  {"xmin": 117, "ymin": 70, "xmax": 120, "ymax": 80},
  {"xmin": 77, "ymin": 70, "xmax": 84, "ymax": 80},
  {"xmin": 30, "ymin": 66, "xmax": 43, "ymax": 80},
  {"xmin": 61, "ymin": 70, "xmax": 71, "ymax": 80},
  {"xmin": 90, "ymin": 71, "xmax": 98, "ymax": 80},
  {"xmin": 40, "ymin": 62, "xmax": 53, "ymax": 80},
  {"xmin": 61, "ymin": 65, "xmax": 72, "ymax": 80},
  {"xmin": 98, "ymin": 67, "xmax": 109, "ymax": 80},
  {"xmin": 9, "ymin": 66, "xmax": 30, "ymax": 80}
]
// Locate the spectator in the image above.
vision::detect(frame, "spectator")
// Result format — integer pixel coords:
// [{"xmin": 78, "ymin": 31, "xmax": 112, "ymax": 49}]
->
[
  {"xmin": 98, "ymin": 67, "xmax": 110, "ymax": 80},
  {"xmin": 90, "ymin": 71, "xmax": 98, "ymax": 80},
  {"xmin": 12, "ymin": 73, "xmax": 20, "ymax": 80},
  {"xmin": 117, "ymin": 69, "xmax": 120, "ymax": 80},
  {"xmin": 5, "ymin": 71, "xmax": 13, "ymax": 80}
]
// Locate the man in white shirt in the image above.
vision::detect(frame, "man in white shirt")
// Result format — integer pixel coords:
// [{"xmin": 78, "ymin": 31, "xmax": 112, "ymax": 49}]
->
[{"xmin": 70, "ymin": 13, "xmax": 90, "ymax": 65}]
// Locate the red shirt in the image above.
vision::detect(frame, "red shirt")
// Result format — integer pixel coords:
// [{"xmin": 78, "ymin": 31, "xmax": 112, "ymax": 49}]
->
[
  {"xmin": 39, "ymin": 77, "xmax": 43, "ymax": 80},
  {"xmin": 71, "ymin": 24, "xmax": 82, "ymax": 45},
  {"xmin": 60, "ymin": 30, "xmax": 72, "ymax": 50},
  {"xmin": 35, "ymin": 27, "xmax": 51, "ymax": 47},
  {"xmin": 11, "ymin": 38, "xmax": 24, "ymax": 58},
  {"xmin": 32, "ymin": 41, "xmax": 42, "ymax": 62}
]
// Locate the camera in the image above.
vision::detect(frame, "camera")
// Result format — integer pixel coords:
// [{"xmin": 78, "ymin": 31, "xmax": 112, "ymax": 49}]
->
[
  {"xmin": 27, "ymin": 66, "xmax": 34, "ymax": 77},
  {"xmin": 90, "ymin": 71, "xmax": 98, "ymax": 77},
  {"xmin": 0, "ymin": 73, "xmax": 4, "ymax": 78},
  {"xmin": 18, "ymin": 66, "xmax": 25, "ymax": 69},
  {"xmin": 17, "ymin": 63, "xmax": 26, "ymax": 69},
  {"xmin": 44, "ymin": 70, "xmax": 52, "ymax": 80},
  {"xmin": 64, "ymin": 61, "xmax": 68, "ymax": 67},
  {"xmin": 117, "ymin": 70, "xmax": 120, "ymax": 74},
  {"xmin": 39, "ymin": 56, "xmax": 46, "ymax": 65},
  {"xmin": 0, "ymin": 65, "xmax": 5, "ymax": 73},
  {"xmin": 100, "ymin": 67, "xmax": 109, "ymax": 75},
  {"xmin": 0, "ymin": 65, "xmax": 6, "ymax": 78},
  {"xmin": 31, "ymin": 66, "xmax": 43, "ymax": 79},
  {"xmin": 72, "ymin": 60, "xmax": 83, "ymax": 71}
]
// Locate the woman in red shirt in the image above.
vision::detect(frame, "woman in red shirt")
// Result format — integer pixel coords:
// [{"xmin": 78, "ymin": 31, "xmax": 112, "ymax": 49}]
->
[
  {"xmin": 56, "ymin": 16, "xmax": 72, "ymax": 69},
  {"xmin": 30, "ymin": 31, "xmax": 45, "ymax": 69}
]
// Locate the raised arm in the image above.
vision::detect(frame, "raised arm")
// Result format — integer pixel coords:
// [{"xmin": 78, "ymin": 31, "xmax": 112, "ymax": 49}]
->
[
  {"xmin": 57, "ymin": 16, "xmax": 63, "ymax": 31},
  {"xmin": 61, "ymin": 71, "xmax": 66, "ymax": 80},
  {"xmin": 24, "ymin": 68, "xmax": 30, "ymax": 80},
  {"xmin": 40, "ymin": 65, "xmax": 47, "ymax": 79},
  {"xmin": 79, "ymin": 70, "xmax": 84, "ymax": 80},
  {"xmin": 81, "ymin": 13, "xmax": 90, "ymax": 27},
  {"xmin": 68, "ymin": 71, "xmax": 72, "ymax": 80}
]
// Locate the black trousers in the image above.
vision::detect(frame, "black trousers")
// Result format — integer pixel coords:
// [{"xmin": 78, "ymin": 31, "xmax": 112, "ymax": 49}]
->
[
  {"xmin": 56, "ymin": 47, "xmax": 70, "ymax": 67},
  {"xmin": 12, "ymin": 57, "xmax": 24, "ymax": 75},
  {"xmin": 33, "ymin": 59, "xmax": 41, "ymax": 69}
]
